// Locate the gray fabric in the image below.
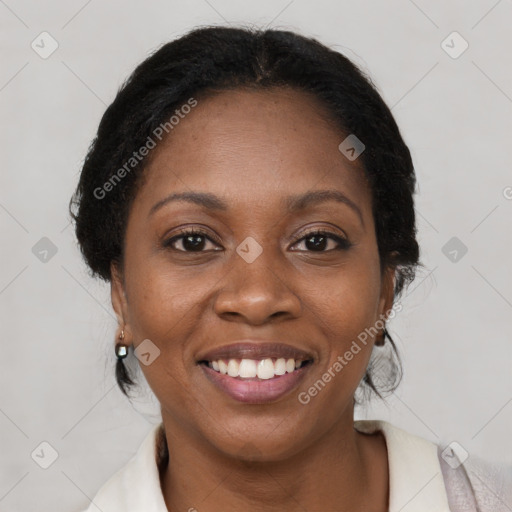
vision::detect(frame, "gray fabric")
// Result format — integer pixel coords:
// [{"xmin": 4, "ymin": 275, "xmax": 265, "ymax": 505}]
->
[{"xmin": 437, "ymin": 444, "xmax": 512, "ymax": 511}]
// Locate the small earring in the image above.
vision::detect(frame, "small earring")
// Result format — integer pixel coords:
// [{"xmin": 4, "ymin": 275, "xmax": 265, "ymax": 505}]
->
[{"xmin": 116, "ymin": 329, "xmax": 128, "ymax": 359}]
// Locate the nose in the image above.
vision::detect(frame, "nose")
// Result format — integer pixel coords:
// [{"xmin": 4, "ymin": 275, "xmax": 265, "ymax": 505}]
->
[{"xmin": 212, "ymin": 248, "xmax": 302, "ymax": 326}]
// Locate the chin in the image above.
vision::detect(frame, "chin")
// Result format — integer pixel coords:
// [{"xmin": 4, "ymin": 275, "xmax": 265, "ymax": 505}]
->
[{"xmin": 202, "ymin": 413, "xmax": 315, "ymax": 462}]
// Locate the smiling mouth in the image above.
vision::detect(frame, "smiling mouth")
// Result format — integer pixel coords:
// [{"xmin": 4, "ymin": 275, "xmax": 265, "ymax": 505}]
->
[
  {"xmin": 196, "ymin": 341, "xmax": 315, "ymax": 403},
  {"xmin": 199, "ymin": 357, "xmax": 313, "ymax": 380},
  {"xmin": 199, "ymin": 358, "xmax": 314, "ymax": 404}
]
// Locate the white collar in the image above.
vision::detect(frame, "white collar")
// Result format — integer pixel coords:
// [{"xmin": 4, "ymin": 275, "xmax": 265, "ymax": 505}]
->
[
  {"xmin": 85, "ymin": 422, "xmax": 168, "ymax": 511},
  {"xmin": 354, "ymin": 419, "xmax": 451, "ymax": 511},
  {"xmin": 85, "ymin": 420, "xmax": 451, "ymax": 512}
]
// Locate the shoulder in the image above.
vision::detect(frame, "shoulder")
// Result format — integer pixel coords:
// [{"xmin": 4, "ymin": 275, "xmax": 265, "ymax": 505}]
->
[
  {"xmin": 355, "ymin": 419, "xmax": 512, "ymax": 512},
  {"xmin": 437, "ymin": 443, "xmax": 512, "ymax": 512},
  {"xmin": 355, "ymin": 420, "xmax": 452, "ymax": 510},
  {"xmin": 80, "ymin": 423, "xmax": 168, "ymax": 512}
]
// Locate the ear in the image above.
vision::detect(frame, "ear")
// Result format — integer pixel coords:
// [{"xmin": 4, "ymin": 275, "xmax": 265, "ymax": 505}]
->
[
  {"xmin": 374, "ymin": 265, "xmax": 396, "ymax": 347},
  {"xmin": 378, "ymin": 264, "xmax": 396, "ymax": 322},
  {"xmin": 111, "ymin": 261, "xmax": 130, "ymax": 337}
]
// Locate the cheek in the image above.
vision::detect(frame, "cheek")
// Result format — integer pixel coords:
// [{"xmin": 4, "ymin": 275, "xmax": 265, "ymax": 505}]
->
[
  {"xmin": 123, "ymin": 266, "xmax": 204, "ymax": 416},
  {"xmin": 309, "ymin": 258, "xmax": 381, "ymax": 336},
  {"xmin": 302, "ymin": 255, "xmax": 382, "ymax": 384},
  {"xmin": 126, "ymin": 261, "xmax": 210, "ymax": 336},
  {"xmin": 297, "ymin": 283, "xmax": 378, "ymax": 416},
  {"xmin": 123, "ymin": 258, "xmax": 221, "ymax": 391}
]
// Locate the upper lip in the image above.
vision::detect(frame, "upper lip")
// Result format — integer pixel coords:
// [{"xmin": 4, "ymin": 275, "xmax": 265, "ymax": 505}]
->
[{"xmin": 197, "ymin": 341, "xmax": 314, "ymax": 362}]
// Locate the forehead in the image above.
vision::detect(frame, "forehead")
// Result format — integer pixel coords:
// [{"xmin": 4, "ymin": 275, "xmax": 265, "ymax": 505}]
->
[{"xmin": 134, "ymin": 87, "xmax": 371, "ymax": 215}]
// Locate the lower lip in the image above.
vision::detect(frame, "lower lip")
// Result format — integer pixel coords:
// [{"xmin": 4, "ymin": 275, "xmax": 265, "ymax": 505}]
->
[{"xmin": 199, "ymin": 363, "xmax": 312, "ymax": 404}]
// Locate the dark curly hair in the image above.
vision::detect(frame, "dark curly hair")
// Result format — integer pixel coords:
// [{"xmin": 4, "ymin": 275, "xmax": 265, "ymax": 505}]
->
[{"xmin": 69, "ymin": 25, "xmax": 421, "ymax": 402}]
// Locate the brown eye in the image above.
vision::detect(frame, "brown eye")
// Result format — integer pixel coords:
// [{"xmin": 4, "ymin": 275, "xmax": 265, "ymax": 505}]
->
[
  {"xmin": 164, "ymin": 229, "xmax": 219, "ymax": 252},
  {"xmin": 291, "ymin": 229, "xmax": 352, "ymax": 252}
]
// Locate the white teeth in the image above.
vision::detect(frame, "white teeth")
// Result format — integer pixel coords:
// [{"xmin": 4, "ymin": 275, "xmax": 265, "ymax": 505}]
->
[
  {"xmin": 207, "ymin": 357, "xmax": 307, "ymax": 379},
  {"xmin": 274, "ymin": 358, "xmax": 286, "ymax": 375},
  {"xmin": 238, "ymin": 359, "xmax": 257, "ymax": 378},
  {"xmin": 227, "ymin": 359, "xmax": 239, "ymax": 377},
  {"xmin": 257, "ymin": 358, "xmax": 275, "ymax": 380},
  {"xmin": 218, "ymin": 360, "xmax": 228, "ymax": 375}
]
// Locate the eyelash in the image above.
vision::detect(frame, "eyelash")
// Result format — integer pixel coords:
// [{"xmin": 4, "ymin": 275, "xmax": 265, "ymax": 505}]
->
[{"xmin": 163, "ymin": 227, "xmax": 352, "ymax": 252}]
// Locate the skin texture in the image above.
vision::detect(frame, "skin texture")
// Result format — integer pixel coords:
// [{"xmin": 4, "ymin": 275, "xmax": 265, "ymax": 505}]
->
[{"xmin": 111, "ymin": 87, "xmax": 395, "ymax": 511}]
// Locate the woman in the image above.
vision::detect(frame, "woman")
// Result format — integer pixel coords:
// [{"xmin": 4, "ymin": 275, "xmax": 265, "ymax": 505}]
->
[{"xmin": 69, "ymin": 25, "xmax": 511, "ymax": 512}]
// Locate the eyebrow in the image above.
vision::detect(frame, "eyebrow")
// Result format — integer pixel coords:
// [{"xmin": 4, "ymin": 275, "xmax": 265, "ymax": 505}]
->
[
  {"xmin": 149, "ymin": 189, "xmax": 364, "ymax": 226},
  {"xmin": 285, "ymin": 190, "xmax": 364, "ymax": 226}
]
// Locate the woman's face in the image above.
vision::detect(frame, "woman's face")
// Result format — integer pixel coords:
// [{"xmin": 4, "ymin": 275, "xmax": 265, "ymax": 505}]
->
[{"xmin": 111, "ymin": 87, "xmax": 395, "ymax": 460}]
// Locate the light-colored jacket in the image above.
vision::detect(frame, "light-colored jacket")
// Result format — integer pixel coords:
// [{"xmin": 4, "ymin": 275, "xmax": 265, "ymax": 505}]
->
[
  {"xmin": 79, "ymin": 419, "xmax": 512, "ymax": 512},
  {"xmin": 437, "ymin": 442, "xmax": 512, "ymax": 511}
]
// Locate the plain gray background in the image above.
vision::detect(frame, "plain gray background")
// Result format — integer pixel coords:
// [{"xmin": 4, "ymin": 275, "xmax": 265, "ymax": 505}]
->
[{"xmin": 1, "ymin": 1, "xmax": 511, "ymax": 511}]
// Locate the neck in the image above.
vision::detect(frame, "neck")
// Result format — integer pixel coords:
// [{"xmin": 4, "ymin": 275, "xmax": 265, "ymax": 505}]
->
[{"xmin": 159, "ymin": 411, "xmax": 389, "ymax": 512}]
